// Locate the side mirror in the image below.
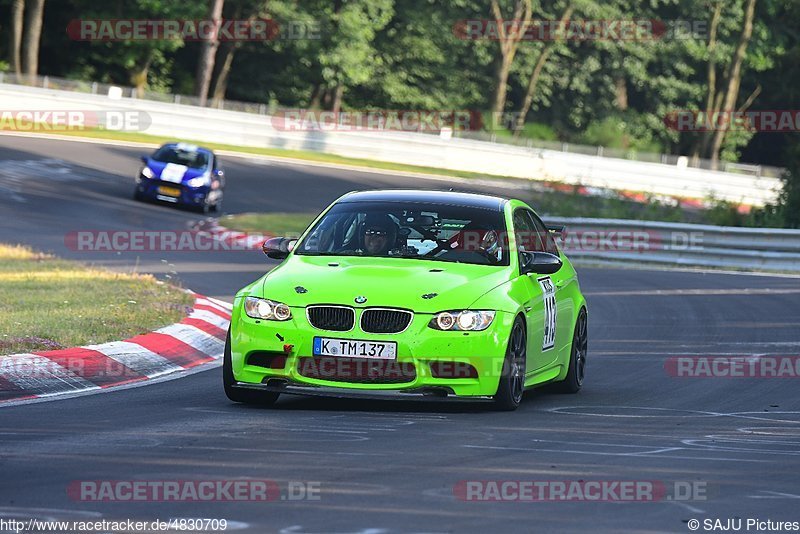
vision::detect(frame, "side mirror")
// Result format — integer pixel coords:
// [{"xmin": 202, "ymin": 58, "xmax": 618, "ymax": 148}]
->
[
  {"xmin": 520, "ymin": 251, "xmax": 562, "ymax": 275},
  {"xmin": 262, "ymin": 237, "xmax": 297, "ymax": 260},
  {"xmin": 215, "ymin": 169, "xmax": 224, "ymax": 177}
]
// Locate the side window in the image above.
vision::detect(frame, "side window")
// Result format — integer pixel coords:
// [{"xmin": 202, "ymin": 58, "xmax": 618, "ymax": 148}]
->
[
  {"xmin": 512, "ymin": 209, "xmax": 545, "ymax": 253},
  {"xmin": 529, "ymin": 211, "xmax": 559, "ymax": 255}
]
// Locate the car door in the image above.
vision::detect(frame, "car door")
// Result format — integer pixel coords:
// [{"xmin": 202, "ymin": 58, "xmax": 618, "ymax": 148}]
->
[
  {"xmin": 529, "ymin": 210, "xmax": 575, "ymax": 357},
  {"xmin": 512, "ymin": 208, "xmax": 553, "ymax": 373}
]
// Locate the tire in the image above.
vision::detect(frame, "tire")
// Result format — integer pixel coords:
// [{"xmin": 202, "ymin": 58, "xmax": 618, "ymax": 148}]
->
[
  {"xmin": 551, "ymin": 307, "xmax": 587, "ymax": 394},
  {"xmin": 493, "ymin": 316, "xmax": 527, "ymax": 411},
  {"xmin": 211, "ymin": 199, "xmax": 222, "ymax": 213},
  {"xmin": 223, "ymin": 330, "xmax": 280, "ymax": 406},
  {"xmin": 133, "ymin": 189, "xmax": 144, "ymax": 201}
]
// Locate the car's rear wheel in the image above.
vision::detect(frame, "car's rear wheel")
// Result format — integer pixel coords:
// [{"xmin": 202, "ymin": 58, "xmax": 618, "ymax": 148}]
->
[
  {"xmin": 223, "ymin": 330, "xmax": 280, "ymax": 406},
  {"xmin": 493, "ymin": 316, "xmax": 527, "ymax": 411},
  {"xmin": 551, "ymin": 307, "xmax": 587, "ymax": 393}
]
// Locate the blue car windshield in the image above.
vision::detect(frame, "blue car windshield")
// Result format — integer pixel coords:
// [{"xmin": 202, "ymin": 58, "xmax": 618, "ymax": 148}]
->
[
  {"xmin": 296, "ymin": 201, "xmax": 509, "ymax": 266},
  {"xmin": 152, "ymin": 146, "xmax": 209, "ymax": 169}
]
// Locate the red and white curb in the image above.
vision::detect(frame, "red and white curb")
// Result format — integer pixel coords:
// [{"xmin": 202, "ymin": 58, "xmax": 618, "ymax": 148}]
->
[
  {"xmin": 191, "ymin": 218, "xmax": 270, "ymax": 251},
  {"xmin": 0, "ymin": 293, "xmax": 232, "ymax": 404}
]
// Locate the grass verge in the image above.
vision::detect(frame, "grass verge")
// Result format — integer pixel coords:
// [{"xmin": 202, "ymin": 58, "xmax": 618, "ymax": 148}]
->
[
  {"xmin": 220, "ymin": 212, "xmax": 316, "ymax": 236},
  {"xmin": 0, "ymin": 243, "xmax": 194, "ymax": 355}
]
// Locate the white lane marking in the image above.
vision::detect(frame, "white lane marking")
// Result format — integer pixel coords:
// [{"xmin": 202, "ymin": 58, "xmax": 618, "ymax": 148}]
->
[
  {"xmin": 462, "ymin": 444, "xmax": 768, "ymax": 463},
  {"xmin": 0, "ymin": 353, "xmax": 99, "ymax": 395},
  {"xmin": 585, "ymin": 288, "xmax": 800, "ymax": 297},
  {"xmin": 83, "ymin": 340, "xmax": 183, "ymax": 378},
  {"xmin": 155, "ymin": 323, "xmax": 224, "ymax": 359},
  {"xmin": 748, "ymin": 490, "xmax": 800, "ymax": 499},
  {"xmin": 187, "ymin": 309, "xmax": 230, "ymax": 330}
]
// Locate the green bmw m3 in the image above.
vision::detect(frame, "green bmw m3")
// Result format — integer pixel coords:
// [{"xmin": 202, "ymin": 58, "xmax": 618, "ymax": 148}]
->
[{"xmin": 224, "ymin": 190, "xmax": 588, "ymax": 410}]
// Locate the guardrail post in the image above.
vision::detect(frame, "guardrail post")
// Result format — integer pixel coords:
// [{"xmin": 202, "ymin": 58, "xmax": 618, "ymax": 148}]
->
[
  {"xmin": 259, "ymin": 104, "xmax": 267, "ymax": 115},
  {"xmin": 91, "ymin": 82, "xmax": 98, "ymax": 94},
  {"xmin": 597, "ymin": 146, "xmax": 603, "ymax": 157},
  {"xmin": 174, "ymin": 94, "xmax": 181, "ymax": 104}
]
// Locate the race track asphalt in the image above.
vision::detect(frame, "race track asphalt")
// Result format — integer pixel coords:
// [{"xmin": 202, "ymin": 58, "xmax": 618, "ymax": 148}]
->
[{"xmin": 1, "ymin": 133, "xmax": 799, "ymax": 533}]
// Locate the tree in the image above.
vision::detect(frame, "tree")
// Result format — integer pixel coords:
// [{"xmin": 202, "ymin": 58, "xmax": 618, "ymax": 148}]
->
[
  {"xmin": 707, "ymin": 0, "xmax": 757, "ymax": 169},
  {"xmin": 489, "ymin": 0, "xmax": 532, "ymax": 116},
  {"xmin": 196, "ymin": 0, "xmax": 225, "ymax": 106},
  {"xmin": 8, "ymin": 0, "xmax": 24, "ymax": 77},
  {"xmin": 513, "ymin": 1, "xmax": 574, "ymax": 136},
  {"xmin": 21, "ymin": 0, "xmax": 44, "ymax": 82}
]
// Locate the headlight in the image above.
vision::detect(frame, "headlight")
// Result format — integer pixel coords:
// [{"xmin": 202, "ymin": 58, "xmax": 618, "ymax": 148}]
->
[
  {"xmin": 429, "ymin": 310, "xmax": 495, "ymax": 331},
  {"xmin": 140, "ymin": 166, "xmax": 154, "ymax": 179},
  {"xmin": 186, "ymin": 172, "xmax": 211, "ymax": 188},
  {"xmin": 244, "ymin": 297, "xmax": 292, "ymax": 321}
]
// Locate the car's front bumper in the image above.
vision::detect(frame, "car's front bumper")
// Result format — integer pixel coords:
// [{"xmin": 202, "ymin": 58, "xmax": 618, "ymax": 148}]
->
[
  {"xmin": 233, "ymin": 379, "xmax": 496, "ymax": 402},
  {"xmin": 135, "ymin": 178, "xmax": 219, "ymax": 206},
  {"xmin": 229, "ymin": 302, "xmax": 514, "ymax": 398}
]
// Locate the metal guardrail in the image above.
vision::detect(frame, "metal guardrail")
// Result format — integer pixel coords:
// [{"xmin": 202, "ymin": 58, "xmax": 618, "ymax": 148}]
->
[
  {"xmin": 0, "ymin": 81, "xmax": 785, "ymax": 207},
  {"xmin": 0, "ymin": 71, "xmax": 785, "ymax": 180},
  {"xmin": 548, "ymin": 217, "xmax": 800, "ymax": 272}
]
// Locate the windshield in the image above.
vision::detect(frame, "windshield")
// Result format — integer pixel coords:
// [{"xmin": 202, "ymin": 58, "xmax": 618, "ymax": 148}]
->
[
  {"xmin": 151, "ymin": 145, "xmax": 209, "ymax": 169},
  {"xmin": 296, "ymin": 201, "xmax": 509, "ymax": 266}
]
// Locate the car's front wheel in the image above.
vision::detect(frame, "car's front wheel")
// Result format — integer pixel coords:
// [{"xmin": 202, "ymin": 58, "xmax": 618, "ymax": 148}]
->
[
  {"xmin": 551, "ymin": 307, "xmax": 587, "ymax": 394},
  {"xmin": 223, "ymin": 331, "xmax": 280, "ymax": 406},
  {"xmin": 493, "ymin": 316, "xmax": 527, "ymax": 411}
]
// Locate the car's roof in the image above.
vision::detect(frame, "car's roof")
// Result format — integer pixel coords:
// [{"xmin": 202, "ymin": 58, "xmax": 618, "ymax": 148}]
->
[
  {"xmin": 339, "ymin": 190, "xmax": 508, "ymax": 211},
  {"xmin": 161, "ymin": 142, "xmax": 213, "ymax": 154}
]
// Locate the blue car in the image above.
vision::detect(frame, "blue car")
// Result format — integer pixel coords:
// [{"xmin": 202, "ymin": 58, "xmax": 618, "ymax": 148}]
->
[{"xmin": 134, "ymin": 143, "xmax": 225, "ymax": 213}]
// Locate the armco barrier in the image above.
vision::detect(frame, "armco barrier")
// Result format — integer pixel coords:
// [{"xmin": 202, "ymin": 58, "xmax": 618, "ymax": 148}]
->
[
  {"xmin": 0, "ymin": 83, "xmax": 783, "ymax": 207},
  {"xmin": 548, "ymin": 217, "xmax": 800, "ymax": 272}
]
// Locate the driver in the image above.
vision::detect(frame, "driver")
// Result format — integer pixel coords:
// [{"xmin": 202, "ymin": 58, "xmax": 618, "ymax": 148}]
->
[{"xmin": 361, "ymin": 214, "xmax": 398, "ymax": 255}]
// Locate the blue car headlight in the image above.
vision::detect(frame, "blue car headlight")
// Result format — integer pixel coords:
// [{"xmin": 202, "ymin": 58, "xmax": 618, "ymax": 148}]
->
[
  {"xmin": 186, "ymin": 172, "xmax": 211, "ymax": 188},
  {"xmin": 140, "ymin": 166, "xmax": 155, "ymax": 179}
]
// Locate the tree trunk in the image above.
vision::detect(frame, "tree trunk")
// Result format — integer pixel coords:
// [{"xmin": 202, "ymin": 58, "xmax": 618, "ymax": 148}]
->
[
  {"xmin": 489, "ymin": 0, "xmax": 532, "ymax": 117},
  {"xmin": 129, "ymin": 50, "xmax": 154, "ymax": 98},
  {"xmin": 9, "ymin": 0, "xmax": 24, "ymax": 77},
  {"xmin": 614, "ymin": 77, "xmax": 628, "ymax": 111},
  {"xmin": 513, "ymin": 4, "xmax": 574, "ymax": 136},
  {"xmin": 21, "ymin": 0, "xmax": 45, "ymax": 84},
  {"xmin": 196, "ymin": 0, "xmax": 225, "ymax": 107},
  {"xmin": 331, "ymin": 84, "xmax": 344, "ymax": 115},
  {"xmin": 309, "ymin": 83, "xmax": 323, "ymax": 109},
  {"xmin": 209, "ymin": 41, "xmax": 237, "ymax": 107},
  {"xmin": 691, "ymin": 0, "xmax": 722, "ymax": 166},
  {"xmin": 708, "ymin": 0, "xmax": 756, "ymax": 169}
]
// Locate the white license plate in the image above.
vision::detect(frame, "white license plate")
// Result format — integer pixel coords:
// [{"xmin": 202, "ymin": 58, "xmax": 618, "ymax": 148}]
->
[{"xmin": 313, "ymin": 337, "xmax": 397, "ymax": 360}]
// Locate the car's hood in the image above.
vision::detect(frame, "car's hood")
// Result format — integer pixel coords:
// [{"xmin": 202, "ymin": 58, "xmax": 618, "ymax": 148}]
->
[
  {"xmin": 146, "ymin": 159, "xmax": 206, "ymax": 183},
  {"xmin": 257, "ymin": 255, "xmax": 511, "ymax": 313}
]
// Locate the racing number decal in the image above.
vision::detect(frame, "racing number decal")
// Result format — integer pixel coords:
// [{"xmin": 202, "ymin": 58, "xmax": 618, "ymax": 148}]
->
[{"xmin": 538, "ymin": 277, "xmax": 557, "ymax": 351}]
